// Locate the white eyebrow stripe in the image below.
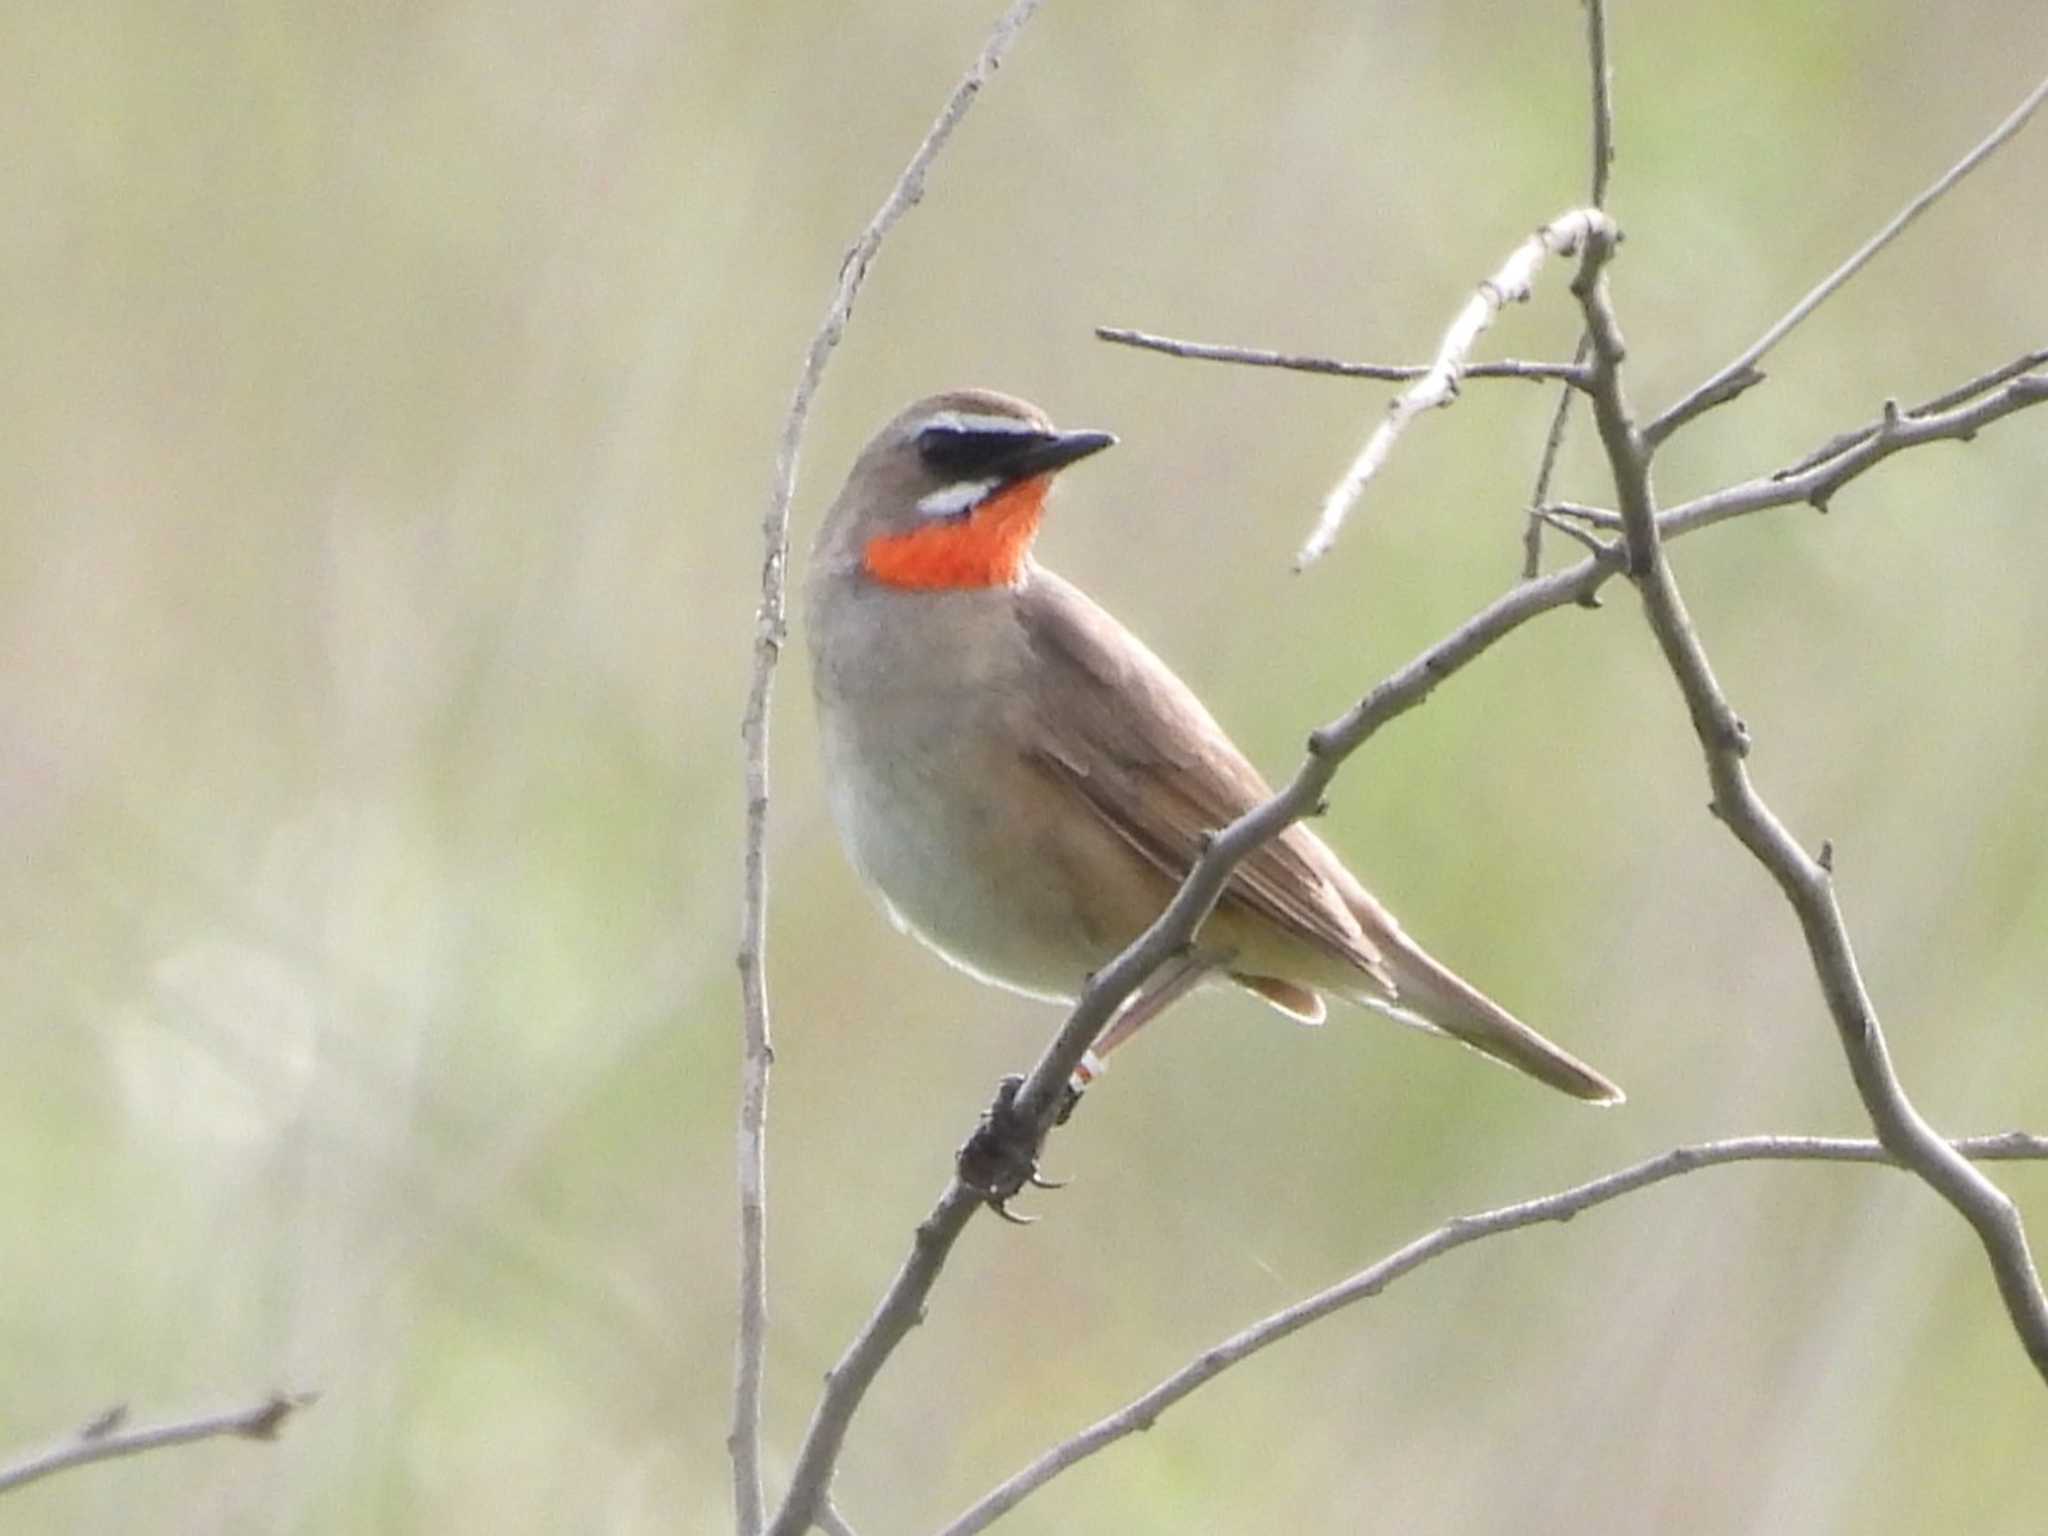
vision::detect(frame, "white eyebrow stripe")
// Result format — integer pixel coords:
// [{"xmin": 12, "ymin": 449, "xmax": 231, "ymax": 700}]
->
[
  {"xmin": 916, "ymin": 478, "xmax": 998, "ymax": 517},
  {"xmin": 916, "ymin": 410, "xmax": 1042, "ymax": 436}
]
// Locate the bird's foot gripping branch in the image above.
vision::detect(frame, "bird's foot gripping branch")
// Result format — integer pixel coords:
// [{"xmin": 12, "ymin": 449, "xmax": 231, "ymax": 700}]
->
[{"xmin": 955, "ymin": 1074, "xmax": 1072, "ymax": 1224}]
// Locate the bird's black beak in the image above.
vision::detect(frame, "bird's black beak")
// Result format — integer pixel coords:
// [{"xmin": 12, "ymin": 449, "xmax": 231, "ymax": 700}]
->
[
  {"xmin": 997, "ymin": 428, "xmax": 1117, "ymax": 481},
  {"xmin": 918, "ymin": 424, "xmax": 1116, "ymax": 483}
]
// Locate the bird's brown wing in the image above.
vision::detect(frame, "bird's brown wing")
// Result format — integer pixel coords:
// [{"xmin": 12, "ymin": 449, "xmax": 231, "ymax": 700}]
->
[{"xmin": 1011, "ymin": 569, "xmax": 1393, "ymax": 990}]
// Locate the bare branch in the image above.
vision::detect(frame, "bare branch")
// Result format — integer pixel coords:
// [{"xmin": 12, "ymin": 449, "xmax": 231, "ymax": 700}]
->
[
  {"xmin": 1095, "ymin": 326, "xmax": 1583, "ymax": 385},
  {"xmin": 1522, "ymin": 340, "xmax": 1590, "ymax": 578},
  {"xmin": 0, "ymin": 1393, "xmax": 314, "ymax": 1499},
  {"xmin": 1522, "ymin": 0, "xmax": 1613, "ymax": 578},
  {"xmin": 818, "ymin": 1499, "xmax": 862, "ymax": 1536},
  {"xmin": 1583, "ymin": 0, "xmax": 1614, "ymax": 208},
  {"xmin": 1768, "ymin": 346, "xmax": 2048, "ymax": 482},
  {"xmin": 1571, "ymin": 220, "xmax": 2048, "ymax": 1384},
  {"xmin": 1533, "ymin": 505, "xmax": 1614, "ymax": 559},
  {"xmin": 1302, "ymin": 208, "xmax": 1609, "ymax": 569},
  {"xmin": 1541, "ymin": 499, "xmax": 1622, "ymax": 530},
  {"xmin": 934, "ymin": 1133, "xmax": 2048, "ymax": 1535},
  {"xmin": 1544, "ymin": 354, "xmax": 2048, "ymax": 537},
  {"xmin": 734, "ymin": 2, "xmax": 1046, "ymax": 1530},
  {"xmin": 1662, "ymin": 369, "xmax": 2048, "ymax": 537},
  {"xmin": 1648, "ymin": 69, "xmax": 2048, "ymax": 445},
  {"xmin": 766, "ymin": 1185, "xmax": 983, "ymax": 1536}
]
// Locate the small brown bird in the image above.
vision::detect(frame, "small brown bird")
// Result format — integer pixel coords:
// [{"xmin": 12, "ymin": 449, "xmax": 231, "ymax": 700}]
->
[{"xmin": 806, "ymin": 389, "xmax": 1621, "ymax": 1105}]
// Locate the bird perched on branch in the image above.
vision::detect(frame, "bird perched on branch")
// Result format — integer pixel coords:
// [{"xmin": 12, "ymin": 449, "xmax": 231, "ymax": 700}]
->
[{"xmin": 806, "ymin": 388, "xmax": 1621, "ymax": 1106}]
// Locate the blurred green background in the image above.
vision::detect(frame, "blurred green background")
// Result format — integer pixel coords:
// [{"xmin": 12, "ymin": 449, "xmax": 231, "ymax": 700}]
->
[{"xmin": 4, "ymin": 1, "xmax": 2047, "ymax": 1531}]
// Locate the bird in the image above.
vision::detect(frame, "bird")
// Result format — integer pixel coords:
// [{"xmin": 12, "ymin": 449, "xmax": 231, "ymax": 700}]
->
[{"xmin": 805, "ymin": 388, "xmax": 1622, "ymax": 1106}]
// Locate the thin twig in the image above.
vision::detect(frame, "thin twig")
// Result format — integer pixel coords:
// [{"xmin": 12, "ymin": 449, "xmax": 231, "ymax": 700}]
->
[
  {"xmin": 1647, "ymin": 69, "xmax": 2048, "ymax": 445},
  {"xmin": 1663, "ymin": 370, "xmax": 2048, "ymax": 536},
  {"xmin": 1302, "ymin": 208, "xmax": 1608, "ymax": 569},
  {"xmin": 1572, "ymin": 219, "xmax": 2048, "ymax": 1384},
  {"xmin": 818, "ymin": 1499, "xmax": 862, "ymax": 1536},
  {"xmin": 1521, "ymin": 0, "xmax": 1613, "ymax": 578},
  {"xmin": 1770, "ymin": 346, "xmax": 2048, "ymax": 480},
  {"xmin": 1545, "ymin": 357, "xmax": 2048, "ymax": 537},
  {"xmin": 1541, "ymin": 499, "xmax": 1622, "ymax": 529},
  {"xmin": 734, "ymin": 2, "xmax": 1047, "ymax": 1531},
  {"xmin": 1095, "ymin": 326, "xmax": 1583, "ymax": 384},
  {"xmin": 1522, "ymin": 339, "xmax": 1590, "ymax": 577},
  {"xmin": 0, "ymin": 1393, "xmax": 315, "ymax": 1498},
  {"xmin": 933, "ymin": 1132, "xmax": 2048, "ymax": 1534},
  {"xmin": 1583, "ymin": 0, "xmax": 1614, "ymax": 208},
  {"xmin": 766, "ymin": 1187, "xmax": 983, "ymax": 1536},
  {"xmin": 1534, "ymin": 506, "xmax": 1614, "ymax": 559}
]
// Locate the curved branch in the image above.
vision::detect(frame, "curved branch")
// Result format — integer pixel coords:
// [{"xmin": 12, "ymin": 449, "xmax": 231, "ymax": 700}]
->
[
  {"xmin": 734, "ymin": 2, "xmax": 1047, "ymax": 1530},
  {"xmin": 1544, "ymin": 355, "xmax": 2048, "ymax": 538},
  {"xmin": 935, "ymin": 1133, "xmax": 2048, "ymax": 1534},
  {"xmin": 1521, "ymin": 0, "xmax": 1613, "ymax": 579},
  {"xmin": 0, "ymin": 1393, "xmax": 314, "ymax": 1499},
  {"xmin": 1647, "ymin": 68, "xmax": 2048, "ymax": 444},
  {"xmin": 1571, "ymin": 221, "xmax": 2048, "ymax": 1384},
  {"xmin": 1095, "ymin": 326, "xmax": 1585, "ymax": 385},
  {"xmin": 1661, "ymin": 366, "xmax": 2048, "ymax": 536}
]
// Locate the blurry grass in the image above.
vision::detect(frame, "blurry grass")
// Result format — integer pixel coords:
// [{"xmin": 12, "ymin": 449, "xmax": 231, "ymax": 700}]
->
[{"xmin": 5, "ymin": 1, "xmax": 2048, "ymax": 1532}]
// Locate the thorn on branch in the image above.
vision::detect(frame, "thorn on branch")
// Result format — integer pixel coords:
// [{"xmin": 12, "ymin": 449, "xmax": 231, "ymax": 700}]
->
[
  {"xmin": 1817, "ymin": 838, "xmax": 1835, "ymax": 873},
  {"xmin": 79, "ymin": 1406, "xmax": 128, "ymax": 1441},
  {"xmin": 239, "ymin": 1393, "xmax": 313, "ymax": 1442}
]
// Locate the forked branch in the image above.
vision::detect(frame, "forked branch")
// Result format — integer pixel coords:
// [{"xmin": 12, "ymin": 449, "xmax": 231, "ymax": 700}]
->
[
  {"xmin": 1647, "ymin": 68, "xmax": 2048, "ymax": 443},
  {"xmin": 1570, "ymin": 221, "xmax": 2048, "ymax": 1384}
]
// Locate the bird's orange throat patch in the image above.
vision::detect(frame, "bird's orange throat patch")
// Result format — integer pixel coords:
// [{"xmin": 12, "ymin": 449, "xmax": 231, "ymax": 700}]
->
[{"xmin": 862, "ymin": 475, "xmax": 1050, "ymax": 590}]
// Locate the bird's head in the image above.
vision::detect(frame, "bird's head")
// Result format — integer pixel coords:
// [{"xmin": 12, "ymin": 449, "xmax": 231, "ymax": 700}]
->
[{"xmin": 820, "ymin": 389, "xmax": 1116, "ymax": 591}]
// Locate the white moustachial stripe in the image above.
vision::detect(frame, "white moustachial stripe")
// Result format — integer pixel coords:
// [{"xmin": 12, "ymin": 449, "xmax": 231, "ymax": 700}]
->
[{"xmin": 915, "ymin": 478, "xmax": 999, "ymax": 517}]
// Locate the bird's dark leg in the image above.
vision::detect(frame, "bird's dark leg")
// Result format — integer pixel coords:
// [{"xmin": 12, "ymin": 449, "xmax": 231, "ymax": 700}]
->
[
  {"xmin": 1085, "ymin": 949, "xmax": 1221, "ymax": 1061},
  {"xmin": 1051, "ymin": 950, "xmax": 1221, "ymax": 1130}
]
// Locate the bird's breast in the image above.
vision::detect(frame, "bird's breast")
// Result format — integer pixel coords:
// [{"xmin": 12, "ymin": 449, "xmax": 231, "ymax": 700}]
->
[{"xmin": 810, "ymin": 586, "xmax": 1135, "ymax": 1000}]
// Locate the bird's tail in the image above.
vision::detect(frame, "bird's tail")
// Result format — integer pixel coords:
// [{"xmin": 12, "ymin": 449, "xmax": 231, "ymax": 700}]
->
[{"xmin": 1356, "ymin": 935, "xmax": 1625, "ymax": 1106}]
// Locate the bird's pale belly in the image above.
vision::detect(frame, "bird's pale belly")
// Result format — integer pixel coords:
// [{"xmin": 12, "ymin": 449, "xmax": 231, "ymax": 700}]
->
[{"xmin": 820, "ymin": 712, "xmax": 1128, "ymax": 1003}]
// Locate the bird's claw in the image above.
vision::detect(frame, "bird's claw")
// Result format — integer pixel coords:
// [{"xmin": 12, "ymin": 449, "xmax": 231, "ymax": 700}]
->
[
  {"xmin": 989, "ymin": 1197, "xmax": 1038, "ymax": 1225},
  {"xmin": 957, "ymin": 1073, "xmax": 1056, "ymax": 1218}
]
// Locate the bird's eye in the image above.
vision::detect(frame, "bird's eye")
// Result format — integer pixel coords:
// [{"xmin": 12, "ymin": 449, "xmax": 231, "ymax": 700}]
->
[{"xmin": 915, "ymin": 413, "xmax": 1049, "ymax": 477}]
